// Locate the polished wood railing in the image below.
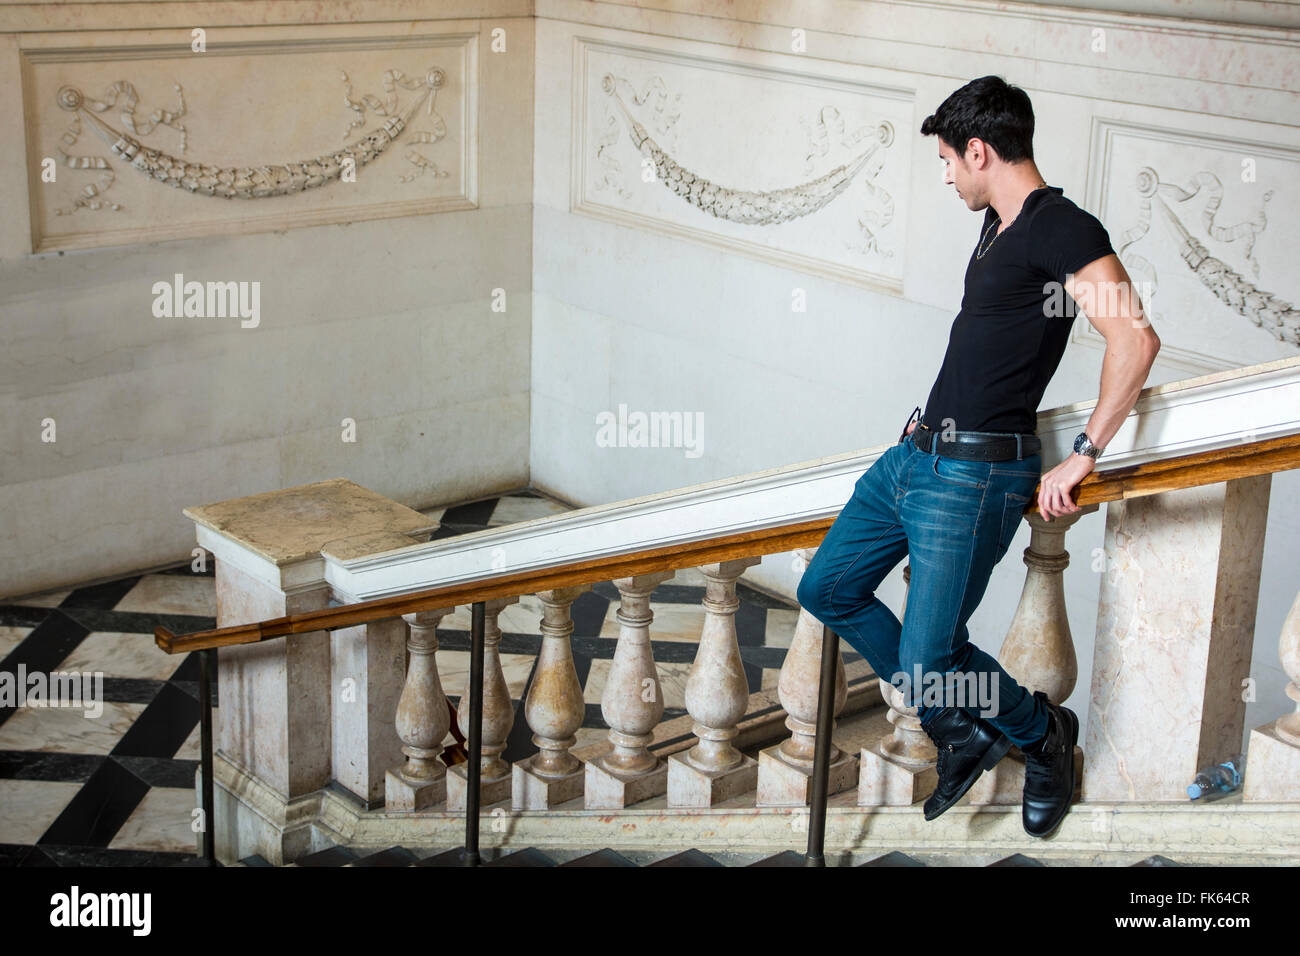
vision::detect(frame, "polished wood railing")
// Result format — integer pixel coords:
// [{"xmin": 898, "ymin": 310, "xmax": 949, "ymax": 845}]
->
[{"xmin": 155, "ymin": 431, "xmax": 1300, "ymax": 655}]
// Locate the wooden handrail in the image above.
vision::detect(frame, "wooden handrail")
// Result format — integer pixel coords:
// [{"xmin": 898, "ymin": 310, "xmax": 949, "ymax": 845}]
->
[{"xmin": 155, "ymin": 432, "xmax": 1300, "ymax": 654}]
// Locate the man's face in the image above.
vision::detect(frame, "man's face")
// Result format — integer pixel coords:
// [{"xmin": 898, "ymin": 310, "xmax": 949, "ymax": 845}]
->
[{"xmin": 939, "ymin": 138, "xmax": 985, "ymax": 211}]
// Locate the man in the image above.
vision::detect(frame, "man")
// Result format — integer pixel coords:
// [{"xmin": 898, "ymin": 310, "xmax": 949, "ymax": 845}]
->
[{"xmin": 796, "ymin": 75, "xmax": 1160, "ymax": 837}]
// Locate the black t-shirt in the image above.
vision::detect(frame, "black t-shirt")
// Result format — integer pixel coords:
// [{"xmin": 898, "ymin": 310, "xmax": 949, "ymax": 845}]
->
[{"xmin": 920, "ymin": 186, "xmax": 1115, "ymax": 435}]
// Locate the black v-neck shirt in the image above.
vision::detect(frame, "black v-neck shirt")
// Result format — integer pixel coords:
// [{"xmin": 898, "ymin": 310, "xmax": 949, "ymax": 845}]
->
[{"xmin": 919, "ymin": 185, "xmax": 1115, "ymax": 436}]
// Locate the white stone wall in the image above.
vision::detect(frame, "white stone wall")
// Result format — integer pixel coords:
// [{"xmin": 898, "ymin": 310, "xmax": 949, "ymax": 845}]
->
[
  {"xmin": 530, "ymin": 0, "xmax": 1300, "ymax": 740},
  {"xmin": 0, "ymin": 3, "xmax": 536, "ymax": 595}
]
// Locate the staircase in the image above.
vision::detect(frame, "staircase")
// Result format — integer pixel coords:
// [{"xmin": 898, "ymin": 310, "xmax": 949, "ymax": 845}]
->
[{"xmin": 225, "ymin": 845, "xmax": 1187, "ymax": 867}]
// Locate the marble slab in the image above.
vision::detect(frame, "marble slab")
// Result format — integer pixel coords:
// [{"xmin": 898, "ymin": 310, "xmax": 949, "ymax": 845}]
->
[
  {"xmin": 0, "ymin": 779, "xmax": 83, "ymax": 844},
  {"xmin": 186, "ymin": 478, "xmax": 433, "ymax": 567},
  {"xmin": 108, "ymin": 786, "xmax": 201, "ymax": 854},
  {"xmin": 114, "ymin": 574, "xmax": 218, "ymax": 617},
  {"xmin": 58, "ymin": 631, "xmax": 184, "ymax": 682},
  {"xmin": 0, "ymin": 700, "xmax": 145, "ymax": 754}
]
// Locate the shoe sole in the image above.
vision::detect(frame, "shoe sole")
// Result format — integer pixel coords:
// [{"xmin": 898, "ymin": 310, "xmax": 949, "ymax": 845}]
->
[
  {"xmin": 923, "ymin": 733, "xmax": 1012, "ymax": 821},
  {"xmin": 1025, "ymin": 707, "xmax": 1080, "ymax": 838}
]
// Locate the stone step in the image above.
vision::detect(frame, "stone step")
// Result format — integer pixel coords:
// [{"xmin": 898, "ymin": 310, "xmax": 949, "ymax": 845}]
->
[
  {"xmin": 214, "ymin": 843, "xmax": 1189, "ymax": 867},
  {"xmin": 558, "ymin": 848, "xmax": 638, "ymax": 867},
  {"xmin": 747, "ymin": 849, "xmax": 807, "ymax": 867},
  {"xmin": 859, "ymin": 851, "xmax": 925, "ymax": 867},
  {"xmin": 482, "ymin": 847, "xmax": 557, "ymax": 867}
]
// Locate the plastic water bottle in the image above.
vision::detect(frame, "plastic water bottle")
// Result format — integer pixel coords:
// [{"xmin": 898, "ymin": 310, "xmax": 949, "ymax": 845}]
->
[{"xmin": 1187, "ymin": 755, "xmax": 1243, "ymax": 800}]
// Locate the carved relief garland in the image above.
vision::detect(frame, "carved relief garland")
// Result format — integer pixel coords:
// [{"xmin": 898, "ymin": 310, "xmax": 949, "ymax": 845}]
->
[
  {"xmin": 1118, "ymin": 166, "xmax": 1297, "ymax": 347},
  {"xmin": 52, "ymin": 67, "xmax": 448, "ymax": 214},
  {"xmin": 599, "ymin": 72, "xmax": 895, "ymax": 249}
]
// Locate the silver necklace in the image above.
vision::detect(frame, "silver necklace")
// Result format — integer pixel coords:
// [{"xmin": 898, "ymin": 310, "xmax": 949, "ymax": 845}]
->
[{"xmin": 976, "ymin": 181, "xmax": 1048, "ymax": 259}]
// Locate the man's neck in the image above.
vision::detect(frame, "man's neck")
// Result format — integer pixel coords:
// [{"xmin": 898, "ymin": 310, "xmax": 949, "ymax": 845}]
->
[{"xmin": 989, "ymin": 164, "xmax": 1048, "ymax": 229}]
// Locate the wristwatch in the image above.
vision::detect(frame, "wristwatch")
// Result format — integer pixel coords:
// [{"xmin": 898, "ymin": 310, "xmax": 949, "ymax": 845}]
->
[{"xmin": 1073, "ymin": 430, "xmax": 1103, "ymax": 460}]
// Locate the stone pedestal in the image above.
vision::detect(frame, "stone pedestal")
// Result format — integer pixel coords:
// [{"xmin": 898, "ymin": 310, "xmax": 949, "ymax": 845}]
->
[
  {"xmin": 184, "ymin": 478, "xmax": 434, "ymax": 861},
  {"xmin": 513, "ymin": 757, "xmax": 586, "ymax": 809},
  {"xmin": 1244, "ymin": 588, "xmax": 1300, "ymax": 802},
  {"xmin": 386, "ymin": 768, "xmax": 447, "ymax": 812},
  {"xmin": 858, "ymin": 744, "xmax": 937, "ymax": 807},
  {"xmin": 1243, "ymin": 724, "xmax": 1300, "ymax": 801},
  {"xmin": 585, "ymin": 759, "xmax": 670, "ymax": 809},
  {"xmin": 757, "ymin": 744, "xmax": 858, "ymax": 806},
  {"xmin": 667, "ymin": 750, "xmax": 758, "ymax": 807},
  {"xmin": 1083, "ymin": 475, "xmax": 1271, "ymax": 802},
  {"xmin": 447, "ymin": 761, "xmax": 513, "ymax": 810},
  {"xmin": 859, "ymin": 675, "xmax": 937, "ymax": 807}
]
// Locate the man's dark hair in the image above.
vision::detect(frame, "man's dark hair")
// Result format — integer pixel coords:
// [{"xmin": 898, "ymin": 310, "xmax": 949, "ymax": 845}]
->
[{"xmin": 920, "ymin": 75, "xmax": 1035, "ymax": 163}]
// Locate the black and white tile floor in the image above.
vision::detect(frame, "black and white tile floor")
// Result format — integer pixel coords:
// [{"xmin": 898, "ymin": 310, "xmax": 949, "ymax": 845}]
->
[{"xmin": 0, "ymin": 488, "xmax": 815, "ymax": 867}]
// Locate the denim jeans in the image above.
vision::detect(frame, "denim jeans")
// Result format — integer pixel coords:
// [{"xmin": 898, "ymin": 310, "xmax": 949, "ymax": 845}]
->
[{"xmin": 795, "ymin": 432, "xmax": 1050, "ymax": 747}]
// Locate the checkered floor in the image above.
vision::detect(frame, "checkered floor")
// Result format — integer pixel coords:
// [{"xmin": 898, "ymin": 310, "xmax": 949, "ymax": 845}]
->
[{"xmin": 0, "ymin": 488, "xmax": 813, "ymax": 866}]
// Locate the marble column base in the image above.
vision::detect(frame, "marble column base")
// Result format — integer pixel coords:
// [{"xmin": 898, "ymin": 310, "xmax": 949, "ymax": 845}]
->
[
  {"xmin": 1243, "ymin": 723, "xmax": 1300, "ymax": 802},
  {"xmin": 966, "ymin": 747, "xmax": 1084, "ymax": 805},
  {"xmin": 512, "ymin": 756, "xmax": 586, "ymax": 810},
  {"xmin": 208, "ymin": 754, "xmax": 325, "ymax": 865},
  {"xmin": 857, "ymin": 742, "xmax": 936, "ymax": 806},
  {"xmin": 666, "ymin": 752, "xmax": 759, "ymax": 807},
  {"xmin": 755, "ymin": 745, "xmax": 858, "ymax": 806},
  {"xmin": 384, "ymin": 768, "xmax": 447, "ymax": 812},
  {"xmin": 584, "ymin": 758, "xmax": 668, "ymax": 809},
  {"xmin": 446, "ymin": 762, "xmax": 513, "ymax": 810}
]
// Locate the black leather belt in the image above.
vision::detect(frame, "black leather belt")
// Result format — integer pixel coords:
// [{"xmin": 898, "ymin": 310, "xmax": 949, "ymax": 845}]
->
[{"xmin": 911, "ymin": 423, "xmax": 1041, "ymax": 461}]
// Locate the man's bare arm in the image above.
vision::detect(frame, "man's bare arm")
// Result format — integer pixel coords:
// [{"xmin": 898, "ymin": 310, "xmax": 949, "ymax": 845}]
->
[
  {"xmin": 1037, "ymin": 253, "xmax": 1161, "ymax": 518},
  {"xmin": 1068, "ymin": 254, "xmax": 1162, "ymax": 451}
]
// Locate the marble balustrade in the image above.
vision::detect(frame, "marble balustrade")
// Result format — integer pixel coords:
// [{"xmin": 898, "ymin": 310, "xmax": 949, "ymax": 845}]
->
[{"xmin": 186, "ymin": 471, "xmax": 1295, "ymax": 863}]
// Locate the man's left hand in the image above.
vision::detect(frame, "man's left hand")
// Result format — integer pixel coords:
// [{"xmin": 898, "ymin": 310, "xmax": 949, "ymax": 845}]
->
[{"xmin": 1036, "ymin": 452, "xmax": 1096, "ymax": 519}]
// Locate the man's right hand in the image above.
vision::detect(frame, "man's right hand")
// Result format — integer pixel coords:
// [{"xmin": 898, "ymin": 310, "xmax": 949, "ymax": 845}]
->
[{"xmin": 905, "ymin": 421, "xmax": 918, "ymax": 436}]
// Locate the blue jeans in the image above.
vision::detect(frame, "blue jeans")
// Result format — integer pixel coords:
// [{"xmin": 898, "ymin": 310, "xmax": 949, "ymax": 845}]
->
[{"xmin": 795, "ymin": 432, "xmax": 1050, "ymax": 747}]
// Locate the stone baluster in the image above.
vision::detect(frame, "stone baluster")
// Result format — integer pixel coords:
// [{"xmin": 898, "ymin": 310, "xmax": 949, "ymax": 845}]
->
[
  {"xmin": 1244, "ymin": 586, "xmax": 1300, "ymax": 801},
  {"xmin": 668, "ymin": 557, "xmax": 762, "ymax": 807},
  {"xmin": 447, "ymin": 596, "xmax": 521, "ymax": 810},
  {"xmin": 513, "ymin": 585, "xmax": 593, "ymax": 809},
  {"xmin": 969, "ymin": 507, "xmax": 1093, "ymax": 805},
  {"xmin": 386, "ymin": 607, "xmax": 457, "ymax": 811},
  {"xmin": 585, "ymin": 571, "xmax": 676, "ymax": 809},
  {"xmin": 859, "ymin": 563, "xmax": 939, "ymax": 805},
  {"xmin": 758, "ymin": 547, "xmax": 858, "ymax": 805}
]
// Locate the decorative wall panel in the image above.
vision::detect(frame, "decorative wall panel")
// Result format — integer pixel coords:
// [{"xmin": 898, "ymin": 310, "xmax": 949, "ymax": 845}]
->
[
  {"xmin": 1081, "ymin": 118, "xmax": 1300, "ymax": 372},
  {"xmin": 23, "ymin": 34, "xmax": 478, "ymax": 251},
  {"xmin": 572, "ymin": 39, "xmax": 912, "ymax": 292}
]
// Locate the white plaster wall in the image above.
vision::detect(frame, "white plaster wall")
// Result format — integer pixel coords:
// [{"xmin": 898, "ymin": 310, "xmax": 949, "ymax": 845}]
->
[
  {"xmin": 0, "ymin": 6, "xmax": 535, "ymax": 596},
  {"xmin": 530, "ymin": 1, "xmax": 1300, "ymax": 742}
]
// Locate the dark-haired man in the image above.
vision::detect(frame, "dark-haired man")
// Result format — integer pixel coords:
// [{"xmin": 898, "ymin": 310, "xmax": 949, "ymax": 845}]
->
[{"xmin": 797, "ymin": 75, "xmax": 1160, "ymax": 837}]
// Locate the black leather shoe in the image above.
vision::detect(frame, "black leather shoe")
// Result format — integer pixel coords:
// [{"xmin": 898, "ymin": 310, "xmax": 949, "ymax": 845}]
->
[
  {"xmin": 922, "ymin": 706, "xmax": 1012, "ymax": 821},
  {"xmin": 1021, "ymin": 690, "xmax": 1080, "ymax": 838}
]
